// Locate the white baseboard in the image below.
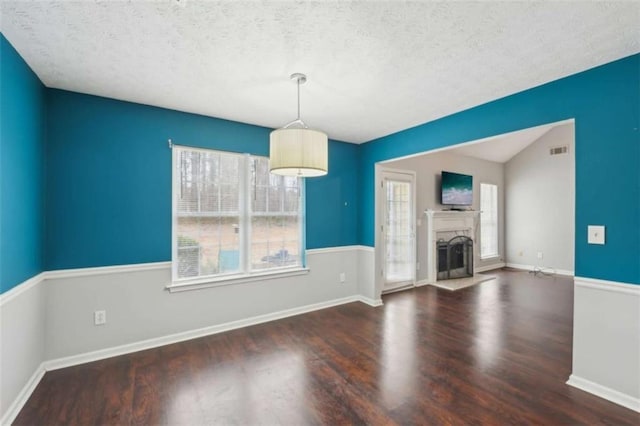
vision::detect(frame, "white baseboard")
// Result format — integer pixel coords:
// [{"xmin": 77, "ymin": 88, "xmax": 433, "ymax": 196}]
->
[
  {"xmin": 475, "ymin": 262, "xmax": 506, "ymax": 273},
  {"xmin": 357, "ymin": 296, "xmax": 383, "ymax": 307},
  {"xmin": 0, "ymin": 363, "xmax": 46, "ymax": 426},
  {"xmin": 567, "ymin": 375, "xmax": 640, "ymax": 413},
  {"xmin": 44, "ymin": 295, "xmax": 363, "ymax": 371},
  {"xmin": 506, "ymin": 262, "xmax": 536, "ymax": 271},
  {"xmin": 415, "ymin": 279, "xmax": 431, "ymax": 287},
  {"xmin": 506, "ymin": 262, "xmax": 574, "ymax": 276}
]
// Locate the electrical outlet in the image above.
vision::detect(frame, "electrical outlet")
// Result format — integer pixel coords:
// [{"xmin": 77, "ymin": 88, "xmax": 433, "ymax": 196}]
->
[
  {"xmin": 94, "ymin": 310, "xmax": 106, "ymax": 326},
  {"xmin": 537, "ymin": 251, "xmax": 543, "ymax": 260},
  {"xmin": 518, "ymin": 251, "xmax": 523, "ymax": 257},
  {"xmin": 339, "ymin": 272, "xmax": 346, "ymax": 283},
  {"xmin": 588, "ymin": 225, "xmax": 605, "ymax": 245}
]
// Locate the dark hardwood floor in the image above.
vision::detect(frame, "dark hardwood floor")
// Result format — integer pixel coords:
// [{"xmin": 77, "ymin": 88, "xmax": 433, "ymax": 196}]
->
[{"xmin": 15, "ymin": 269, "xmax": 640, "ymax": 425}]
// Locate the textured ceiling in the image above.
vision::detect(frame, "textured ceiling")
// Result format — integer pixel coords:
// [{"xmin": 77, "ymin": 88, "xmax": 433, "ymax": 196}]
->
[{"xmin": 1, "ymin": 1, "xmax": 638, "ymax": 143}]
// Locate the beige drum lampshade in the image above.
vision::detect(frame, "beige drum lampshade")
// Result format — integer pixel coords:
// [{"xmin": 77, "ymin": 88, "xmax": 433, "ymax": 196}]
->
[{"xmin": 269, "ymin": 127, "xmax": 328, "ymax": 177}]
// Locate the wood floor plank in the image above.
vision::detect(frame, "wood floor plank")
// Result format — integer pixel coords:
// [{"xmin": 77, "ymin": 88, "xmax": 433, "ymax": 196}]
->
[{"xmin": 13, "ymin": 269, "xmax": 640, "ymax": 425}]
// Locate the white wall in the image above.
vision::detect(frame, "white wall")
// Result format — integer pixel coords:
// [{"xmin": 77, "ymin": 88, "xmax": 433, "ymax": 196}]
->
[
  {"xmin": 568, "ymin": 278, "xmax": 640, "ymax": 412},
  {"xmin": 43, "ymin": 248, "xmax": 362, "ymax": 360},
  {"xmin": 0, "ymin": 276, "xmax": 46, "ymax": 424},
  {"xmin": 357, "ymin": 247, "xmax": 376, "ymax": 302},
  {"xmin": 505, "ymin": 124, "xmax": 575, "ymax": 273},
  {"xmin": 387, "ymin": 151, "xmax": 505, "ymax": 282}
]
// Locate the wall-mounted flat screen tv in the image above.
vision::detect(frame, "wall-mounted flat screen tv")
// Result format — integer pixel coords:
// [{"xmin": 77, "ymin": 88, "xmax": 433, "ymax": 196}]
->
[{"xmin": 441, "ymin": 171, "xmax": 473, "ymax": 206}]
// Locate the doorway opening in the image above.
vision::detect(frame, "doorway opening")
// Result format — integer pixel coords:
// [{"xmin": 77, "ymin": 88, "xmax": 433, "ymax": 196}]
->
[{"xmin": 372, "ymin": 119, "xmax": 575, "ymax": 300}]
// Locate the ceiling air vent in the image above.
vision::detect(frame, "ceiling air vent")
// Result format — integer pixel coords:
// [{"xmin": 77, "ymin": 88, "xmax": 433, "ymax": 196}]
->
[{"xmin": 550, "ymin": 146, "xmax": 568, "ymax": 156}]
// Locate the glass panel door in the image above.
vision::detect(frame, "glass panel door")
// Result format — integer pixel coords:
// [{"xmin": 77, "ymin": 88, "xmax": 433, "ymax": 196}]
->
[{"xmin": 383, "ymin": 172, "xmax": 415, "ymax": 289}]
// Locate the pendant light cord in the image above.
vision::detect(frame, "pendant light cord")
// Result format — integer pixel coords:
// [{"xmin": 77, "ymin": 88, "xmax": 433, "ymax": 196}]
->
[
  {"xmin": 283, "ymin": 73, "xmax": 308, "ymax": 129},
  {"xmin": 297, "ymin": 77, "xmax": 301, "ymax": 121}
]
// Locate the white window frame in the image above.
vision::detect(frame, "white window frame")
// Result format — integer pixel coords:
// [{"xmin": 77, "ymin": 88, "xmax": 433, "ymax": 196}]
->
[
  {"xmin": 480, "ymin": 182, "xmax": 499, "ymax": 259},
  {"xmin": 167, "ymin": 145, "xmax": 308, "ymax": 292}
]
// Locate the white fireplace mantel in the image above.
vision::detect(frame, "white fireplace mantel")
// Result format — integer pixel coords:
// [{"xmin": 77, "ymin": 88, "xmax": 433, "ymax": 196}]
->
[{"xmin": 424, "ymin": 210, "xmax": 480, "ymax": 284}]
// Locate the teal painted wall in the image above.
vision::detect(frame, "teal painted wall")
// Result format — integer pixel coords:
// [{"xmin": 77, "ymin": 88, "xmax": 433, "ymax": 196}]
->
[
  {"xmin": 1, "ymin": 32, "xmax": 637, "ymax": 289},
  {"xmin": 45, "ymin": 90, "xmax": 359, "ymax": 270},
  {"xmin": 0, "ymin": 34, "xmax": 46, "ymax": 292},
  {"xmin": 359, "ymin": 54, "xmax": 640, "ymax": 284}
]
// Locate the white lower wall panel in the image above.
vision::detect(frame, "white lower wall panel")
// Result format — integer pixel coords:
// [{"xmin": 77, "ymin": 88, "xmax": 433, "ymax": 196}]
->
[
  {"xmin": 570, "ymin": 277, "xmax": 640, "ymax": 412},
  {"xmin": 0, "ymin": 274, "xmax": 46, "ymax": 425},
  {"xmin": 357, "ymin": 246, "xmax": 378, "ymax": 303},
  {"xmin": 43, "ymin": 295, "xmax": 362, "ymax": 372},
  {"xmin": 44, "ymin": 247, "xmax": 361, "ymax": 360}
]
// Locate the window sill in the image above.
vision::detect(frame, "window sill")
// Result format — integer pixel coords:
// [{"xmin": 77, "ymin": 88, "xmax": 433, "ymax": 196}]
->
[{"xmin": 165, "ymin": 267, "xmax": 310, "ymax": 293}]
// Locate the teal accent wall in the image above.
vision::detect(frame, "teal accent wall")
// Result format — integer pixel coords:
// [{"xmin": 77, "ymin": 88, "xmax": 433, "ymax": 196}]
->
[
  {"xmin": 0, "ymin": 34, "xmax": 46, "ymax": 292},
  {"xmin": 1, "ymin": 34, "xmax": 637, "ymax": 289},
  {"xmin": 359, "ymin": 54, "xmax": 640, "ymax": 284},
  {"xmin": 45, "ymin": 90, "xmax": 359, "ymax": 270},
  {"xmin": 306, "ymin": 141, "xmax": 359, "ymax": 249}
]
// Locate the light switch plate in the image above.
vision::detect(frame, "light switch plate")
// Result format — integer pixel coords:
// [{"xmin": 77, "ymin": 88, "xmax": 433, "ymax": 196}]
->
[{"xmin": 588, "ymin": 225, "xmax": 605, "ymax": 245}]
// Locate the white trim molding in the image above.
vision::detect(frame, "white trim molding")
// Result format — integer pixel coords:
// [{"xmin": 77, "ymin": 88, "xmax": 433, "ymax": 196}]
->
[
  {"xmin": 567, "ymin": 375, "xmax": 640, "ymax": 413},
  {"xmin": 506, "ymin": 262, "xmax": 574, "ymax": 276},
  {"xmin": 0, "ymin": 364, "xmax": 46, "ymax": 426},
  {"xmin": 307, "ymin": 245, "xmax": 374, "ymax": 255},
  {"xmin": 574, "ymin": 276, "xmax": 640, "ymax": 296},
  {"xmin": 166, "ymin": 267, "xmax": 310, "ymax": 293},
  {"xmin": 475, "ymin": 262, "xmax": 506, "ymax": 273},
  {"xmin": 0, "ymin": 272, "xmax": 45, "ymax": 306},
  {"xmin": 43, "ymin": 261, "xmax": 171, "ymax": 279},
  {"xmin": 358, "ymin": 296, "xmax": 383, "ymax": 307},
  {"xmin": 166, "ymin": 246, "xmax": 376, "ymax": 293},
  {"xmin": 505, "ymin": 262, "xmax": 531, "ymax": 270}
]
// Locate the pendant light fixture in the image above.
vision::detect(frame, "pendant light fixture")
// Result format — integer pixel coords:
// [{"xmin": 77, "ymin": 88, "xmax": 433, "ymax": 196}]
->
[{"xmin": 269, "ymin": 73, "xmax": 328, "ymax": 177}]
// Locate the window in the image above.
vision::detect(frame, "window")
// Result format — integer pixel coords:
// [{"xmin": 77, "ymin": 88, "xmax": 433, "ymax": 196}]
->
[
  {"xmin": 172, "ymin": 146, "xmax": 304, "ymax": 283},
  {"xmin": 480, "ymin": 183, "xmax": 498, "ymax": 259}
]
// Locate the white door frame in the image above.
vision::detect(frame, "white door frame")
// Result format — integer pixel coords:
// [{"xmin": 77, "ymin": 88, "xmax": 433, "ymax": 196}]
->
[{"xmin": 375, "ymin": 165, "xmax": 417, "ymax": 295}]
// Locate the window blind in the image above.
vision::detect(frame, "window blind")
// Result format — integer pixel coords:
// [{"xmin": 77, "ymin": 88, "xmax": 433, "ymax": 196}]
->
[
  {"xmin": 173, "ymin": 146, "xmax": 303, "ymax": 281},
  {"xmin": 480, "ymin": 183, "xmax": 499, "ymax": 259}
]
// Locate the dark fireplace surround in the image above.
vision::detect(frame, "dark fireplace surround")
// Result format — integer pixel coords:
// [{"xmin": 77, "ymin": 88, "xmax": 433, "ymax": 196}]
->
[{"xmin": 437, "ymin": 235, "xmax": 474, "ymax": 280}]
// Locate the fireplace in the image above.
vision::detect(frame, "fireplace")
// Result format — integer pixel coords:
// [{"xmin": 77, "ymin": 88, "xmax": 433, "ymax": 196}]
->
[
  {"xmin": 424, "ymin": 210, "xmax": 479, "ymax": 285},
  {"xmin": 437, "ymin": 235, "xmax": 474, "ymax": 280}
]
